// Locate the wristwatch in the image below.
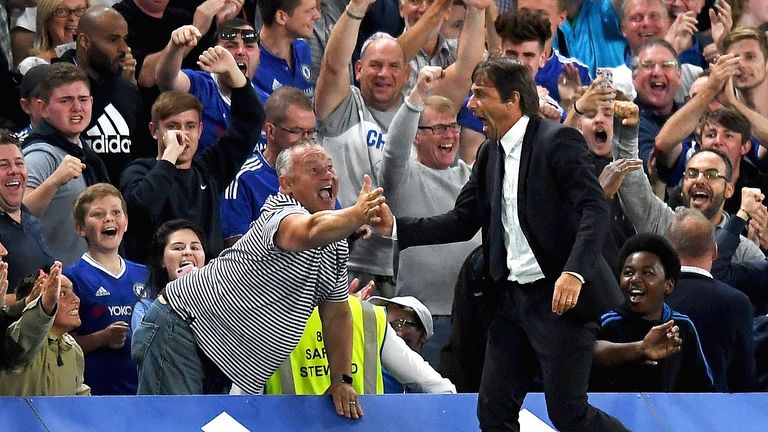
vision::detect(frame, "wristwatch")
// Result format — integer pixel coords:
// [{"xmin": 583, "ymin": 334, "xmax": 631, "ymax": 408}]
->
[{"xmin": 333, "ymin": 374, "xmax": 353, "ymax": 385}]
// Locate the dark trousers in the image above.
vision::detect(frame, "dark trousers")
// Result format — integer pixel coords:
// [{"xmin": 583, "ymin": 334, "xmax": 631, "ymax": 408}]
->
[{"xmin": 477, "ymin": 280, "xmax": 628, "ymax": 432}]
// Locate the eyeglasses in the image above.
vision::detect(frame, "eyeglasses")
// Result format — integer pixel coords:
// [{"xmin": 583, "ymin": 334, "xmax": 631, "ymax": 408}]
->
[
  {"xmin": 53, "ymin": 7, "xmax": 87, "ymax": 18},
  {"xmin": 683, "ymin": 167, "xmax": 728, "ymax": 181},
  {"xmin": 277, "ymin": 124, "xmax": 317, "ymax": 137},
  {"xmin": 635, "ymin": 60, "xmax": 679, "ymax": 71},
  {"xmin": 417, "ymin": 122, "xmax": 460, "ymax": 135},
  {"xmin": 406, "ymin": 0, "xmax": 435, "ymax": 6},
  {"xmin": 389, "ymin": 318, "xmax": 421, "ymax": 332},
  {"xmin": 218, "ymin": 28, "xmax": 259, "ymax": 44}
]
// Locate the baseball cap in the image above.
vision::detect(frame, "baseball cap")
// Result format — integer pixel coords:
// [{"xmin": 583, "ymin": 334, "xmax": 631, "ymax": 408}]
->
[
  {"xmin": 20, "ymin": 64, "xmax": 51, "ymax": 99},
  {"xmin": 368, "ymin": 295, "xmax": 434, "ymax": 339}
]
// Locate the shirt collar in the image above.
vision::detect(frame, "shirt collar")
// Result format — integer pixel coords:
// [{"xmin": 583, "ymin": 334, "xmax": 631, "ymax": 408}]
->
[
  {"xmin": 680, "ymin": 265, "xmax": 713, "ymax": 278},
  {"xmin": 499, "ymin": 115, "xmax": 530, "ymax": 156}
]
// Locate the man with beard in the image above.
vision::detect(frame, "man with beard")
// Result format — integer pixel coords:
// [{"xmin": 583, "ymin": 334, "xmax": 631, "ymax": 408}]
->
[
  {"xmin": 56, "ymin": 6, "xmax": 153, "ymax": 185},
  {"xmin": 611, "ymin": 124, "xmax": 765, "ymax": 262}
]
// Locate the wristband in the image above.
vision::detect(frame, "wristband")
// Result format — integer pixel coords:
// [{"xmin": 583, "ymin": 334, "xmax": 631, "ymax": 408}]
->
[
  {"xmin": 739, "ymin": 208, "xmax": 751, "ymax": 220},
  {"xmin": 573, "ymin": 101, "xmax": 585, "ymax": 116},
  {"xmin": 345, "ymin": 8, "xmax": 364, "ymax": 20}
]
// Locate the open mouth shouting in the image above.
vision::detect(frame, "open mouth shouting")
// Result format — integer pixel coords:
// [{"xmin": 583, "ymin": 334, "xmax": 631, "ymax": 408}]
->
[
  {"xmin": 4, "ymin": 179, "xmax": 22, "ymax": 192},
  {"xmin": 648, "ymin": 79, "xmax": 668, "ymax": 95},
  {"xmin": 688, "ymin": 186, "xmax": 711, "ymax": 208},
  {"xmin": 101, "ymin": 227, "xmax": 119, "ymax": 238},
  {"xmin": 236, "ymin": 60, "xmax": 248, "ymax": 75},
  {"xmin": 438, "ymin": 141, "xmax": 454, "ymax": 153},
  {"xmin": 593, "ymin": 128, "xmax": 608, "ymax": 145},
  {"xmin": 318, "ymin": 185, "xmax": 334, "ymax": 202},
  {"xmin": 627, "ymin": 286, "xmax": 645, "ymax": 304}
]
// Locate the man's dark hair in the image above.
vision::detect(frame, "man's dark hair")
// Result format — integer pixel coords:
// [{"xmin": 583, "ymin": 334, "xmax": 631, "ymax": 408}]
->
[
  {"xmin": 687, "ymin": 148, "xmax": 734, "ymax": 182},
  {"xmin": 260, "ymin": 0, "xmax": 304, "ymax": 27},
  {"xmin": 698, "ymin": 107, "xmax": 751, "ymax": 146},
  {"xmin": 495, "ymin": 10, "xmax": 551, "ymax": 49},
  {"xmin": 665, "ymin": 208, "xmax": 716, "ymax": 260},
  {"xmin": 265, "ymin": 86, "xmax": 313, "ymax": 124},
  {"xmin": 617, "ymin": 233, "xmax": 681, "ymax": 283},
  {"xmin": 471, "ymin": 57, "xmax": 539, "ymax": 118},
  {"xmin": 36, "ymin": 63, "xmax": 90, "ymax": 103},
  {"xmin": 0, "ymin": 129, "xmax": 20, "ymax": 149}
]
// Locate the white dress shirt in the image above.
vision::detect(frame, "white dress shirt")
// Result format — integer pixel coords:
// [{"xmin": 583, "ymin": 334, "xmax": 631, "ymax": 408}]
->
[{"xmin": 499, "ymin": 115, "xmax": 546, "ymax": 284}]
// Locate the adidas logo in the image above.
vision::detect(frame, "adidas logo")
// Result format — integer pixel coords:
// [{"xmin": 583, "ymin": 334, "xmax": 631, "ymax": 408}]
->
[
  {"xmin": 272, "ymin": 78, "xmax": 282, "ymax": 91},
  {"xmin": 95, "ymin": 287, "xmax": 111, "ymax": 297},
  {"xmin": 85, "ymin": 103, "xmax": 132, "ymax": 154}
]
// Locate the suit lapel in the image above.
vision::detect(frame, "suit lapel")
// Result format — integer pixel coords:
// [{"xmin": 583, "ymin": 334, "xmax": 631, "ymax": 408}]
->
[
  {"xmin": 487, "ymin": 139, "xmax": 506, "ymax": 281},
  {"xmin": 518, "ymin": 117, "xmax": 538, "ymax": 201}
]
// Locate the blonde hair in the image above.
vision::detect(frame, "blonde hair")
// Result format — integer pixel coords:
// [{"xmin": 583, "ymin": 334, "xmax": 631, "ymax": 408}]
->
[
  {"xmin": 31, "ymin": 0, "xmax": 90, "ymax": 56},
  {"xmin": 73, "ymin": 183, "xmax": 126, "ymax": 229}
]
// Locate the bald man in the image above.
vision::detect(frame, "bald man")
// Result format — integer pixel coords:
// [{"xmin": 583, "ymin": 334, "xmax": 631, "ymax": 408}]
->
[{"xmin": 56, "ymin": 6, "xmax": 153, "ymax": 185}]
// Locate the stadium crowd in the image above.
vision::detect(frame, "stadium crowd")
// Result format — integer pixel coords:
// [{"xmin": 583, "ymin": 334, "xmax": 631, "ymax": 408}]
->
[{"xmin": 0, "ymin": 0, "xmax": 767, "ymax": 429}]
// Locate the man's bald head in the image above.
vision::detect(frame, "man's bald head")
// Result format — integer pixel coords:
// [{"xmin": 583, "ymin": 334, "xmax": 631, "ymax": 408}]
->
[
  {"xmin": 77, "ymin": 6, "xmax": 126, "ymax": 36},
  {"xmin": 76, "ymin": 6, "xmax": 130, "ymax": 79}
]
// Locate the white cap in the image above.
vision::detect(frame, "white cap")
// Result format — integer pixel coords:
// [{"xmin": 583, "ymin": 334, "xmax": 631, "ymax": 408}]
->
[{"xmin": 368, "ymin": 296, "xmax": 434, "ymax": 339}]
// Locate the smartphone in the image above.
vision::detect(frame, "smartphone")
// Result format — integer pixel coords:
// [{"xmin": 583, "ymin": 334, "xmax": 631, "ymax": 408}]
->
[{"xmin": 596, "ymin": 68, "xmax": 614, "ymax": 89}]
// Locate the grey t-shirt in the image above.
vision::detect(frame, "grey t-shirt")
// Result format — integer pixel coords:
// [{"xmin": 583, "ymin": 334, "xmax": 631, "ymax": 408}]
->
[
  {"xmin": 381, "ymin": 99, "xmax": 480, "ymax": 315},
  {"xmin": 319, "ymin": 86, "xmax": 399, "ymax": 276},
  {"xmin": 23, "ymin": 143, "xmax": 88, "ymax": 267}
]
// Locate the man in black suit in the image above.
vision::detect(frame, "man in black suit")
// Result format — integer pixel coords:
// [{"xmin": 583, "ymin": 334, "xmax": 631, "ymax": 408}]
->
[
  {"xmin": 665, "ymin": 207, "xmax": 756, "ymax": 392},
  {"xmin": 376, "ymin": 58, "xmax": 626, "ymax": 431}
]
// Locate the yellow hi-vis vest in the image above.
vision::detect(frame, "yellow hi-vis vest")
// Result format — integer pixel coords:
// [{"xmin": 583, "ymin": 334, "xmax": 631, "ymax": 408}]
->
[{"xmin": 264, "ymin": 296, "xmax": 387, "ymax": 395}]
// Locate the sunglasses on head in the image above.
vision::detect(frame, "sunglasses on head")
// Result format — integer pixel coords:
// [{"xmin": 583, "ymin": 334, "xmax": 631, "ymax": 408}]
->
[{"xmin": 218, "ymin": 28, "xmax": 258, "ymax": 44}]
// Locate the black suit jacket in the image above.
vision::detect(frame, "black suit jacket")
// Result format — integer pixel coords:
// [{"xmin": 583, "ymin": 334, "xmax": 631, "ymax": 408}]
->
[
  {"xmin": 398, "ymin": 116, "xmax": 622, "ymax": 321},
  {"xmin": 665, "ymin": 271, "xmax": 756, "ymax": 392}
]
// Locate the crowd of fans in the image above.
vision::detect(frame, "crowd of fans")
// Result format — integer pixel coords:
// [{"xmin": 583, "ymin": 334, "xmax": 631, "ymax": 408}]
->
[{"xmin": 0, "ymin": 0, "xmax": 767, "ymax": 425}]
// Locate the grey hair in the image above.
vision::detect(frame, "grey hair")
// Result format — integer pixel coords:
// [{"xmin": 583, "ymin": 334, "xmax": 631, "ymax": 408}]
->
[
  {"xmin": 360, "ymin": 32, "xmax": 398, "ymax": 59},
  {"xmin": 665, "ymin": 207, "xmax": 716, "ymax": 259},
  {"xmin": 275, "ymin": 137, "xmax": 323, "ymax": 177},
  {"xmin": 620, "ymin": 0, "xmax": 668, "ymax": 20}
]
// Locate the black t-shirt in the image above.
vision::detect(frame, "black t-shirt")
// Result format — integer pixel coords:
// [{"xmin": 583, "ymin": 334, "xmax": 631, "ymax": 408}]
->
[
  {"xmin": 112, "ymin": 0, "xmax": 211, "ymax": 78},
  {"xmin": 55, "ymin": 51, "xmax": 153, "ymax": 185}
]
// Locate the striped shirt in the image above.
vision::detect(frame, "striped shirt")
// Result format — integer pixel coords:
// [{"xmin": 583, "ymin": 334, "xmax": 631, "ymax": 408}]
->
[{"xmin": 164, "ymin": 193, "xmax": 350, "ymax": 394}]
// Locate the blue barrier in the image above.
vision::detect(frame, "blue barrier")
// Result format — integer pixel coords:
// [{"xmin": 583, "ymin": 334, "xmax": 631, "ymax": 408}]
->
[{"xmin": 2, "ymin": 393, "xmax": 766, "ymax": 431}]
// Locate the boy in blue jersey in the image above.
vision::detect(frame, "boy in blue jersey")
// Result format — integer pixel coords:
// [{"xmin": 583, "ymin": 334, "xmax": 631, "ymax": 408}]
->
[
  {"xmin": 591, "ymin": 233, "xmax": 715, "ymax": 392},
  {"xmin": 64, "ymin": 183, "xmax": 149, "ymax": 395}
]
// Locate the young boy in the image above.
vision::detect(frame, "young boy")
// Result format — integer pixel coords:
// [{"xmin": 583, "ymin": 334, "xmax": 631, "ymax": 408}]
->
[
  {"xmin": 64, "ymin": 183, "xmax": 149, "ymax": 395},
  {"xmin": 0, "ymin": 263, "xmax": 91, "ymax": 396},
  {"xmin": 590, "ymin": 233, "xmax": 714, "ymax": 392}
]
